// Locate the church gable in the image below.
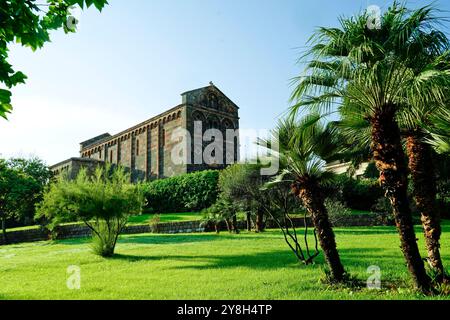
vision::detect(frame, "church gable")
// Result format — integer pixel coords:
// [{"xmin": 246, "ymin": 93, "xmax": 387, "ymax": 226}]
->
[{"xmin": 181, "ymin": 83, "xmax": 238, "ymax": 116}]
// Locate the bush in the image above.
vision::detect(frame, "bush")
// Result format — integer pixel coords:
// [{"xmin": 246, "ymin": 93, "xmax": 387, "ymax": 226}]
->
[
  {"xmin": 36, "ymin": 165, "xmax": 144, "ymax": 257},
  {"xmin": 371, "ymin": 197, "xmax": 392, "ymax": 214},
  {"xmin": 142, "ymin": 170, "xmax": 219, "ymax": 213},
  {"xmin": 201, "ymin": 197, "xmax": 240, "ymax": 233},
  {"xmin": 149, "ymin": 214, "xmax": 161, "ymax": 233},
  {"xmin": 334, "ymin": 175, "xmax": 383, "ymax": 211},
  {"xmin": 363, "ymin": 161, "xmax": 379, "ymax": 179},
  {"xmin": 324, "ymin": 198, "xmax": 352, "ymax": 225}
]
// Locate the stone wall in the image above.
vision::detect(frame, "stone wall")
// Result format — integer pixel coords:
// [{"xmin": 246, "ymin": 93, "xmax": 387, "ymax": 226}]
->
[
  {"xmin": 0, "ymin": 221, "xmax": 205, "ymax": 245},
  {"xmin": 0, "ymin": 213, "xmax": 393, "ymax": 246}
]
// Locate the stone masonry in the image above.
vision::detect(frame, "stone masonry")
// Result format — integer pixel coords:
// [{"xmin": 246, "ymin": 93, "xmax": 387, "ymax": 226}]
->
[{"xmin": 50, "ymin": 83, "xmax": 240, "ymax": 181}]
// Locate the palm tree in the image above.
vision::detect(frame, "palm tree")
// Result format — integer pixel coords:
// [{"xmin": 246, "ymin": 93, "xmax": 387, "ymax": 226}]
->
[
  {"xmin": 337, "ymin": 98, "xmax": 448, "ymax": 283},
  {"xmin": 263, "ymin": 114, "xmax": 346, "ymax": 282},
  {"xmin": 427, "ymin": 107, "xmax": 450, "ymax": 155},
  {"xmin": 290, "ymin": 2, "xmax": 450, "ymax": 291},
  {"xmin": 334, "ymin": 26, "xmax": 450, "ymax": 283}
]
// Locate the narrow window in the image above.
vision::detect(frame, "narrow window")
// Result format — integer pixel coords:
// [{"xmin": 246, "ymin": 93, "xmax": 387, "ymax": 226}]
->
[
  {"xmin": 99, "ymin": 150, "xmax": 102, "ymax": 159},
  {"xmin": 136, "ymin": 139, "xmax": 140, "ymax": 156},
  {"xmin": 110, "ymin": 150, "xmax": 113, "ymax": 163},
  {"xmin": 162, "ymin": 129, "xmax": 166, "ymax": 147}
]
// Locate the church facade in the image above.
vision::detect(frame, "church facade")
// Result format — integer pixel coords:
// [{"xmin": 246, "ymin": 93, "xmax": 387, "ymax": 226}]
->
[{"xmin": 50, "ymin": 83, "xmax": 240, "ymax": 181}]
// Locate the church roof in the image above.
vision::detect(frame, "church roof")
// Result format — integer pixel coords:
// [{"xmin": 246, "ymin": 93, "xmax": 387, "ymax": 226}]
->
[{"xmin": 181, "ymin": 82, "xmax": 239, "ymax": 109}]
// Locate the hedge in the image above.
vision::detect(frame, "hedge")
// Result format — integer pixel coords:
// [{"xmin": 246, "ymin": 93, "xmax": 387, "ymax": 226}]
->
[{"xmin": 142, "ymin": 170, "xmax": 219, "ymax": 213}]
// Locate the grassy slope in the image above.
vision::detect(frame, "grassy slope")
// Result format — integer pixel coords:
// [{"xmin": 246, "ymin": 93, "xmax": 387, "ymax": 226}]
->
[
  {"xmin": 128, "ymin": 212, "xmax": 202, "ymax": 224},
  {"xmin": 6, "ymin": 212, "xmax": 203, "ymax": 232},
  {"xmin": 1, "ymin": 223, "xmax": 449, "ymax": 300}
]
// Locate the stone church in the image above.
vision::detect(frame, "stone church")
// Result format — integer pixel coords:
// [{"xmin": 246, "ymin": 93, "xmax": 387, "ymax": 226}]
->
[{"xmin": 50, "ymin": 83, "xmax": 240, "ymax": 181}]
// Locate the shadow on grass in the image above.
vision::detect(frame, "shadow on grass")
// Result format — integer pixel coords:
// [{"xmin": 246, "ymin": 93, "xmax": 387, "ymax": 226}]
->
[
  {"xmin": 55, "ymin": 231, "xmax": 273, "ymax": 247},
  {"xmin": 118, "ymin": 232, "xmax": 270, "ymax": 245},
  {"xmin": 111, "ymin": 246, "xmax": 405, "ymax": 275},
  {"xmin": 334, "ymin": 227, "xmax": 398, "ymax": 236},
  {"xmin": 111, "ymin": 249, "xmax": 300, "ymax": 270},
  {"xmin": 120, "ymin": 234, "xmax": 221, "ymax": 245}
]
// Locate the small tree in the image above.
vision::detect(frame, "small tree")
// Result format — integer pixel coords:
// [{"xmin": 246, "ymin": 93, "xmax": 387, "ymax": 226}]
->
[
  {"xmin": 36, "ymin": 165, "xmax": 144, "ymax": 257},
  {"xmin": 201, "ymin": 197, "xmax": 240, "ymax": 234},
  {"xmin": 262, "ymin": 115, "xmax": 347, "ymax": 282},
  {"xmin": 219, "ymin": 163, "xmax": 269, "ymax": 232}
]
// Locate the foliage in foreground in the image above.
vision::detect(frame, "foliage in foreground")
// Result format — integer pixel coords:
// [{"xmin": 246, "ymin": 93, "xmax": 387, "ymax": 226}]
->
[
  {"xmin": 0, "ymin": 0, "xmax": 108, "ymax": 119},
  {"xmin": 36, "ymin": 165, "xmax": 144, "ymax": 257}
]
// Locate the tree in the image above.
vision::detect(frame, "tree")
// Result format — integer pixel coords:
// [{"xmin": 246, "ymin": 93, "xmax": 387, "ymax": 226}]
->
[
  {"xmin": 0, "ymin": 158, "xmax": 48, "ymax": 243},
  {"xmin": 36, "ymin": 165, "xmax": 144, "ymax": 257},
  {"xmin": 331, "ymin": 29, "xmax": 450, "ymax": 282},
  {"xmin": 219, "ymin": 163, "xmax": 269, "ymax": 232},
  {"xmin": 201, "ymin": 196, "xmax": 240, "ymax": 234},
  {"xmin": 7, "ymin": 157, "xmax": 52, "ymax": 225},
  {"xmin": 0, "ymin": 0, "xmax": 109, "ymax": 119},
  {"xmin": 290, "ymin": 2, "xmax": 449, "ymax": 292},
  {"xmin": 427, "ymin": 108, "xmax": 450, "ymax": 155},
  {"xmin": 263, "ymin": 114, "xmax": 346, "ymax": 282}
]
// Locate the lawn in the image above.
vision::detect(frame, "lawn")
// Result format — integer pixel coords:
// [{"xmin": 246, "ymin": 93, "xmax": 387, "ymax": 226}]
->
[
  {"xmin": 1, "ymin": 223, "xmax": 449, "ymax": 300},
  {"xmin": 128, "ymin": 212, "xmax": 202, "ymax": 224},
  {"xmin": 6, "ymin": 212, "xmax": 203, "ymax": 232},
  {"xmin": 6, "ymin": 210, "xmax": 373, "ymax": 232}
]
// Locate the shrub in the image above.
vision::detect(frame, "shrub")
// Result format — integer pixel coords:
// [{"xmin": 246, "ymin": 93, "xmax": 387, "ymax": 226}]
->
[
  {"xmin": 324, "ymin": 198, "xmax": 352, "ymax": 225},
  {"xmin": 149, "ymin": 214, "xmax": 161, "ymax": 233},
  {"xmin": 371, "ymin": 197, "xmax": 392, "ymax": 214},
  {"xmin": 334, "ymin": 175, "xmax": 383, "ymax": 210},
  {"xmin": 36, "ymin": 165, "xmax": 144, "ymax": 257},
  {"xmin": 363, "ymin": 161, "xmax": 379, "ymax": 179},
  {"xmin": 143, "ymin": 170, "xmax": 219, "ymax": 213},
  {"xmin": 201, "ymin": 197, "xmax": 240, "ymax": 233}
]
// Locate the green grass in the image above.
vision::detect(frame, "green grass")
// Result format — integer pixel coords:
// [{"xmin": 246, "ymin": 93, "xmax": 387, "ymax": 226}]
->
[
  {"xmin": 128, "ymin": 212, "xmax": 202, "ymax": 224},
  {"xmin": 1, "ymin": 223, "xmax": 450, "ymax": 300},
  {"xmin": 5, "ymin": 209, "xmax": 372, "ymax": 232},
  {"xmin": 6, "ymin": 212, "xmax": 202, "ymax": 232}
]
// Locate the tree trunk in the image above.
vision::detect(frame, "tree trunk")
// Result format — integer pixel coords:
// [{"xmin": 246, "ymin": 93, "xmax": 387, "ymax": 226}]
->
[
  {"xmin": 225, "ymin": 219, "xmax": 231, "ymax": 233},
  {"xmin": 371, "ymin": 110, "xmax": 431, "ymax": 292},
  {"xmin": 406, "ymin": 133, "xmax": 444, "ymax": 281},
  {"xmin": 232, "ymin": 215, "xmax": 240, "ymax": 234},
  {"xmin": 255, "ymin": 210, "xmax": 264, "ymax": 232},
  {"xmin": 246, "ymin": 212, "xmax": 252, "ymax": 231},
  {"xmin": 297, "ymin": 181, "xmax": 345, "ymax": 282},
  {"xmin": 1, "ymin": 214, "xmax": 7, "ymax": 245}
]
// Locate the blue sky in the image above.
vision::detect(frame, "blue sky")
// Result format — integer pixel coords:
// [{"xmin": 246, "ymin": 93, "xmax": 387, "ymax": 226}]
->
[{"xmin": 1, "ymin": 0, "xmax": 449, "ymax": 164}]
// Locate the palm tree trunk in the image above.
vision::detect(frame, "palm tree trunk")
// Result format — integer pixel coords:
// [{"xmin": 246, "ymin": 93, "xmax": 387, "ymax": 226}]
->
[
  {"xmin": 297, "ymin": 181, "xmax": 345, "ymax": 282},
  {"xmin": 406, "ymin": 133, "xmax": 444, "ymax": 281},
  {"xmin": 371, "ymin": 110, "xmax": 431, "ymax": 292},
  {"xmin": 1, "ymin": 213, "xmax": 7, "ymax": 245}
]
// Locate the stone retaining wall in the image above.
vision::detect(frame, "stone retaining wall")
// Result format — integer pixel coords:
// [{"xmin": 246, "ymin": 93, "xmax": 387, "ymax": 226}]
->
[{"xmin": 0, "ymin": 212, "xmax": 393, "ymax": 246}]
